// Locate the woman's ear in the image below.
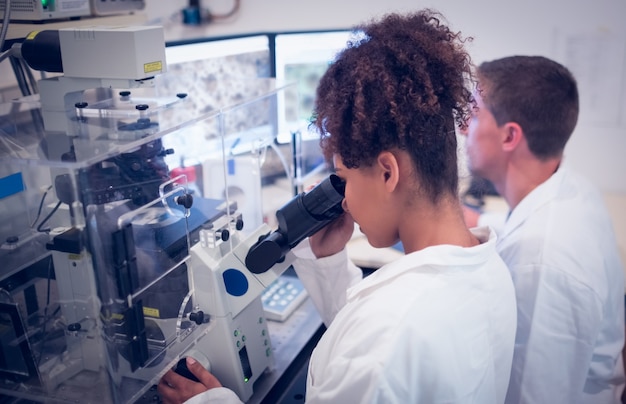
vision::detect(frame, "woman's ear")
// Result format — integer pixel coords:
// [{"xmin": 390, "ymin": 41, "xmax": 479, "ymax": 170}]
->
[{"xmin": 376, "ymin": 151, "xmax": 400, "ymax": 192}]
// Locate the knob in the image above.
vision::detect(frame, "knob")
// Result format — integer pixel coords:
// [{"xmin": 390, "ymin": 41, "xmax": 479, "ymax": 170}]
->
[
  {"xmin": 218, "ymin": 229, "xmax": 230, "ymax": 242},
  {"xmin": 176, "ymin": 193, "xmax": 194, "ymax": 209},
  {"xmin": 189, "ymin": 311, "xmax": 206, "ymax": 325},
  {"xmin": 67, "ymin": 323, "xmax": 82, "ymax": 332}
]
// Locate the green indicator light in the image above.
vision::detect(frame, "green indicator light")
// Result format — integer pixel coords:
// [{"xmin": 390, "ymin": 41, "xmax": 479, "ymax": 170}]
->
[
  {"xmin": 41, "ymin": 0, "xmax": 49, "ymax": 8},
  {"xmin": 244, "ymin": 377, "xmax": 249, "ymax": 383}
]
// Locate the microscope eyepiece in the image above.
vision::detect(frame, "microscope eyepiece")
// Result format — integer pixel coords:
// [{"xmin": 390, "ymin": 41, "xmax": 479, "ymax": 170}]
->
[
  {"xmin": 300, "ymin": 173, "xmax": 345, "ymax": 221},
  {"xmin": 245, "ymin": 174, "xmax": 345, "ymax": 274}
]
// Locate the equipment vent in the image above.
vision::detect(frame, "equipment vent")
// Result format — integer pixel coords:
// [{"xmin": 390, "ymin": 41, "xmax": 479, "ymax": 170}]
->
[{"xmin": 0, "ymin": 1, "xmax": 36, "ymax": 12}]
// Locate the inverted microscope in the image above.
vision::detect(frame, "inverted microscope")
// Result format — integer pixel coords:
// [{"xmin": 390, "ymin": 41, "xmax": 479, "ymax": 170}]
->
[{"xmin": 0, "ymin": 25, "xmax": 343, "ymax": 403}]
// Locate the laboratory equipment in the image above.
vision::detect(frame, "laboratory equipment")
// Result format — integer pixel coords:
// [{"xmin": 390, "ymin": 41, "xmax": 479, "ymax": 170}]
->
[
  {"xmin": 245, "ymin": 174, "xmax": 345, "ymax": 275},
  {"xmin": 0, "ymin": 0, "xmax": 92, "ymax": 22},
  {"xmin": 0, "ymin": 0, "xmax": 145, "ymax": 22},
  {"xmin": 21, "ymin": 26, "xmax": 167, "ymax": 134},
  {"xmin": 90, "ymin": 0, "xmax": 145, "ymax": 17},
  {"xmin": 0, "ymin": 25, "xmax": 302, "ymax": 403},
  {"xmin": 262, "ymin": 275, "xmax": 308, "ymax": 322}
]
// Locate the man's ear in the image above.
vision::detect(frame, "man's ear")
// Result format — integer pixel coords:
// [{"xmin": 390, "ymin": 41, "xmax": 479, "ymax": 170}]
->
[
  {"xmin": 376, "ymin": 151, "xmax": 400, "ymax": 192},
  {"xmin": 502, "ymin": 122, "xmax": 524, "ymax": 152}
]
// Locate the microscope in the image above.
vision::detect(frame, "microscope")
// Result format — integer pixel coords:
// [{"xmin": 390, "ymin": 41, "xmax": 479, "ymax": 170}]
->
[{"xmin": 0, "ymin": 25, "xmax": 344, "ymax": 403}]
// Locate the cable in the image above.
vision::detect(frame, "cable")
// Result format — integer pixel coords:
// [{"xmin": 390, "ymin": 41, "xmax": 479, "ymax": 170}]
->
[
  {"xmin": 9, "ymin": 53, "xmax": 30, "ymax": 96},
  {"xmin": 0, "ymin": 0, "xmax": 11, "ymax": 53},
  {"xmin": 31, "ymin": 185, "xmax": 53, "ymax": 228},
  {"xmin": 19, "ymin": 53, "xmax": 38, "ymax": 94},
  {"xmin": 36, "ymin": 200, "xmax": 63, "ymax": 233},
  {"xmin": 0, "ymin": 46, "xmax": 11, "ymax": 64},
  {"xmin": 36, "ymin": 256, "xmax": 54, "ymax": 366},
  {"xmin": 7, "ymin": 44, "xmax": 37, "ymax": 96}
]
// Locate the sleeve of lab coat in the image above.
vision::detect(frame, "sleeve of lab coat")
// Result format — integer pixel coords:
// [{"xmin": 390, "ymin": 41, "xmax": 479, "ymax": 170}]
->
[
  {"xmin": 505, "ymin": 262, "xmax": 604, "ymax": 403},
  {"xmin": 291, "ymin": 238, "xmax": 363, "ymax": 326},
  {"xmin": 184, "ymin": 387, "xmax": 243, "ymax": 404}
]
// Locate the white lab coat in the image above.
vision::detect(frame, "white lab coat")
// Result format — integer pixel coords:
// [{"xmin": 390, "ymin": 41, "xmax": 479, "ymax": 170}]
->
[
  {"xmin": 293, "ymin": 226, "xmax": 517, "ymax": 403},
  {"xmin": 187, "ymin": 227, "xmax": 517, "ymax": 403},
  {"xmin": 494, "ymin": 165, "xmax": 625, "ymax": 404}
]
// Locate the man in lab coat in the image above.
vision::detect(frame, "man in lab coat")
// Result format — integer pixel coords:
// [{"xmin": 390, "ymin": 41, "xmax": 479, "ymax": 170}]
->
[{"xmin": 462, "ymin": 55, "xmax": 625, "ymax": 403}]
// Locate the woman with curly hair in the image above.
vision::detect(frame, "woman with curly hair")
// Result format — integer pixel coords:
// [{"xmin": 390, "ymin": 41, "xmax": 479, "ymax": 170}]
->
[{"xmin": 159, "ymin": 9, "xmax": 517, "ymax": 403}]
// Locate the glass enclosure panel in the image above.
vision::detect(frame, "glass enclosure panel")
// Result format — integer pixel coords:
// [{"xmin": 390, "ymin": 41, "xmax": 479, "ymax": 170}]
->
[{"xmin": 0, "ymin": 63, "xmax": 300, "ymax": 403}]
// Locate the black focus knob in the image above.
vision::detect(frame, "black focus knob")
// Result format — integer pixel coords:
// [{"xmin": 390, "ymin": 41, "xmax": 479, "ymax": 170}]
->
[
  {"xmin": 189, "ymin": 311, "xmax": 205, "ymax": 325},
  {"xmin": 218, "ymin": 229, "xmax": 230, "ymax": 242},
  {"xmin": 5, "ymin": 236, "xmax": 18, "ymax": 244},
  {"xmin": 67, "ymin": 323, "xmax": 82, "ymax": 332},
  {"xmin": 176, "ymin": 193, "xmax": 194, "ymax": 209}
]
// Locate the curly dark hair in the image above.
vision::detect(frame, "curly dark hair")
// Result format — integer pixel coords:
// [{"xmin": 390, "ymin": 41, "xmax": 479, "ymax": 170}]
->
[
  {"xmin": 477, "ymin": 56, "xmax": 579, "ymax": 160},
  {"xmin": 312, "ymin": 9, "xmax": 474, "ymax": 201}
]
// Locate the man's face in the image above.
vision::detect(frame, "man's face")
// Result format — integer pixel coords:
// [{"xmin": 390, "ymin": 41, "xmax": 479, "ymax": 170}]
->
[{"xmin": 461, "ymin": 89, "xmax": 506, "ymax": 183}]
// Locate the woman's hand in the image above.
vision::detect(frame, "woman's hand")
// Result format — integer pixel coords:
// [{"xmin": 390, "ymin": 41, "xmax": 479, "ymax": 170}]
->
[
  {"xmin": 158, "ymin": 357, "xmax": 222, "ymax": 404},
  {"xmin": 308, "ymin": 211, "xmax": 355, "ymax": 258}
]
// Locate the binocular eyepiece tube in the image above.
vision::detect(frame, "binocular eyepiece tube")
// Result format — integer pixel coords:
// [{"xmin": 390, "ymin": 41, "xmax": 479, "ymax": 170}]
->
[{"xmin": 245, "ymin": 174, "xmax": 345, "ymax": 274}]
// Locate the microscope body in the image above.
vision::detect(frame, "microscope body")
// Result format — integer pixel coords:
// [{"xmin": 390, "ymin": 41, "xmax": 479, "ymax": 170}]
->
[
  {"xmin": 0, "ymin": 28, "xmax": 303, "ymax": 402},
  {"xmin": 22, "ymin": 26, "xmax": 166, "ymax": 133},
  {"xmin": 188, "ymin": 223, "xmax": 293, "ymax": 399}
]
